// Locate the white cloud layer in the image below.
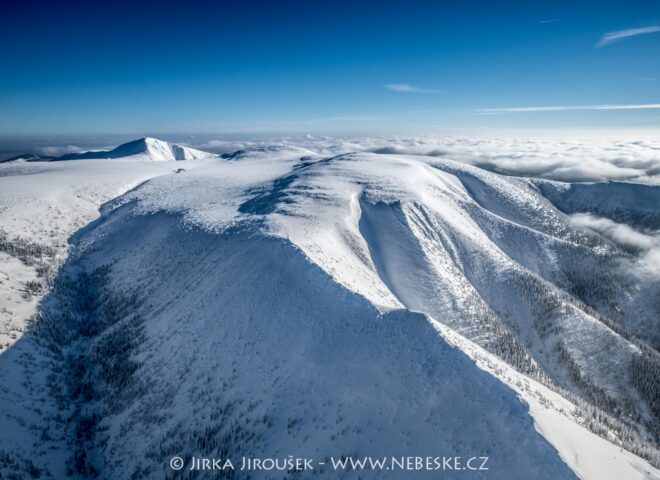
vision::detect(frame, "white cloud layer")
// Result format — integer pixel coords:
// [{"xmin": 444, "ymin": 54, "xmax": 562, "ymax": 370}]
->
[
  {"xmin": 35, "ymin": 145, "xmax": 84, "ymax": 156},
  {"xmin": 596, "ymin": 26, "xmax": 660, "ymax": 47},
  {"xmin": 193, "ymin": 136, "xmax": 660, "ymax": 185}
]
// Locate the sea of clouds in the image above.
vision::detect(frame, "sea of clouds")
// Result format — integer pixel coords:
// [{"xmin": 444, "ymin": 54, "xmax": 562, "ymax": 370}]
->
[
  {"xmin": 8, "ymin": 136, "xmax": 660, "ymax": 185},
  {"xmin": 195, "ymin": 136, "xmax": 660, "ymax": 185}
]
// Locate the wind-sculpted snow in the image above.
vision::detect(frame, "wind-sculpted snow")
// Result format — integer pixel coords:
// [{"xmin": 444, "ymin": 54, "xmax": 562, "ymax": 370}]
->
[{"xmin": 0, "ymin": 138, "xmax": 659, "ymax": 479}]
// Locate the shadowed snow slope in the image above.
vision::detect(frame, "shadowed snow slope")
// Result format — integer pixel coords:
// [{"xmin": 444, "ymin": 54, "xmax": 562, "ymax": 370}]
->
[
  {"xmin": 0, "ymin": 142, "xmax": 658, "ymax": 479},
  {"xmin": 3, "ymin": 207, "xmax": 573, "ymax": 478}
]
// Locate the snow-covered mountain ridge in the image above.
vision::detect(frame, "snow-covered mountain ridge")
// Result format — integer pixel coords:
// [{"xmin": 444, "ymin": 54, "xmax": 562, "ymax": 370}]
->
[{"xmin": 0, "ymin": 138, "xmax": 658, "ymax": 479}]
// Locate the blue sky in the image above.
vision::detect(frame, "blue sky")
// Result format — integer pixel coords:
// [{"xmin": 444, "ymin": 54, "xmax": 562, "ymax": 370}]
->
[{"xmin": 1, "ymin": 0, "xmax": 659, "ymax": 135}]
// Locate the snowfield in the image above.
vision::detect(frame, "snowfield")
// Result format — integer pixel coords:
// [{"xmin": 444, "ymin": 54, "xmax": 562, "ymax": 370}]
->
[{"xmin": 0, "ymin": 137, "xmax": 658, "ymax": 479}]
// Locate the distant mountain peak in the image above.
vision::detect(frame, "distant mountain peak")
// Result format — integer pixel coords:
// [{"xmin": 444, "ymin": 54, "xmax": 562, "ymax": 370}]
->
[
  {"xmin": 2, "ymin": 137, "xmax": 217, "ymax": 163},
  {"xmin": 60, "ymin": 137, "xmax": 217, "ymax": 162}
]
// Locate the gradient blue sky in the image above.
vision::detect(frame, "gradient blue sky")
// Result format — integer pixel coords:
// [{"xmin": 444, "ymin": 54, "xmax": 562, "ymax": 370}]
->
[{"xmin": 1, "ymin": 0, "xmax": 659, "ymax": 135}]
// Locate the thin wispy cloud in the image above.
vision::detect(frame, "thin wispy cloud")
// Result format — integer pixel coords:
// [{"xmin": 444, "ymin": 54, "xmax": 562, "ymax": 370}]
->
[
  {"xmin": 310, "ymin": 115, "xmax": 387, "ymax": 123},
  {"xmin": 540, "ymin": 19, "xmax": 559, "ymax": 24},
  {"xmin": 384, "ymin": 83, "xmax": 442, "ymax": 94},
  {"xmin": 596, "ymin": 26, "xmax": 660, "ymax": 47},
  {"xmin": 479, "ymin": 103, "xmax": 660, "ymax": 114}
]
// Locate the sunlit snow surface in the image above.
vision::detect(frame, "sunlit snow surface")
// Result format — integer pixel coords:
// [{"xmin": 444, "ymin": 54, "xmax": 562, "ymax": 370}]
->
[{"xmin": 0, "ymin": 137, "xmax": 658, "ymax": 479}]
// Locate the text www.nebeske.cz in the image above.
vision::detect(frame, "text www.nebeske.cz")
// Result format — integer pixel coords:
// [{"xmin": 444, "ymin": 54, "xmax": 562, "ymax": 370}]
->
[{"xmin": 176, "ymin": 455, "xmax": 490, "ymax": 472}]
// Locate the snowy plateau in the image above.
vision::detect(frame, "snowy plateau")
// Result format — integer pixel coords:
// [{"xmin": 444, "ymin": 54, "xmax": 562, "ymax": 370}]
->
[{"xmin": 0, "ymin": 136, "xmax": 659, "ymax": 479}]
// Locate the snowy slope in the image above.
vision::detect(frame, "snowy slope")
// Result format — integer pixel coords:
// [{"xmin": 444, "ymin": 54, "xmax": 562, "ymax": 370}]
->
[
  {"xmin": 436, "ymin": 321, "xmax": 659, "ymax": 480},
  {"xmin": 0, "ymin": 157, "xmax": 211, "ymax": 350},
  {"xmin": 33, "ymin": 207, "xmax": 576, "ymax": 479},
  {"xmin": 0, "ymin": 138, "xmax": 658, "ymax": 479}
]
